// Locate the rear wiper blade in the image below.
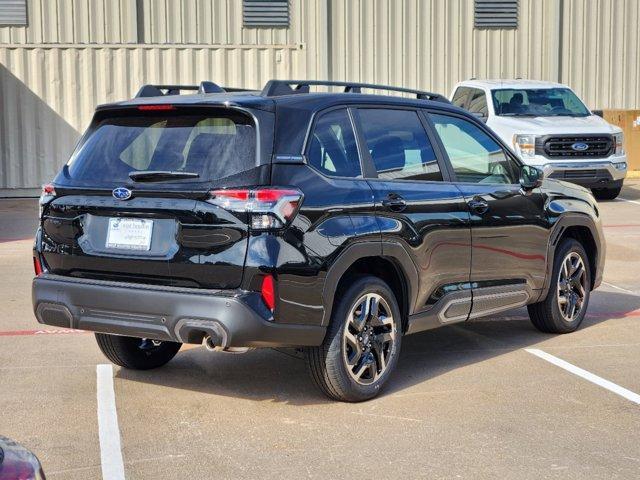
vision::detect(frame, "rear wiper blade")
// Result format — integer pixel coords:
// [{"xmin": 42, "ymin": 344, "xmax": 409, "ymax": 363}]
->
[{"xmin": 128, "ymin": 171, "xmax": 200, "ymax": 182}]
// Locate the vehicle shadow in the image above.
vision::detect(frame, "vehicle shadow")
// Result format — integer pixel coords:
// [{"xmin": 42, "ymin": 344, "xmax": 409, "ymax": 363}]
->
[
  {"xmin": 116, "ymin": 289, "xmax": 639, "ymax": 406},
  {"xmin": 618, "ymin": 182, "xmax": 640, "ymax": 201}
]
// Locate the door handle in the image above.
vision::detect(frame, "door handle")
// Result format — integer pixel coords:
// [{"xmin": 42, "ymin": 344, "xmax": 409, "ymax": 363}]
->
[
  {"xmin": 382, "ymin": 194, "xmax": 407, "ymax": 212},
  {"xmin": 467, "ymin": 196, "xmax": 489, "ymax": 215}
]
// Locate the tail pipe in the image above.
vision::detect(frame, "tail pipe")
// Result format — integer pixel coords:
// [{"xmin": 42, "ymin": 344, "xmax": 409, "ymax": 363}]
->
[{"xmin": 202, "ymin": 335, "xmax": 252, "ymax": 354}]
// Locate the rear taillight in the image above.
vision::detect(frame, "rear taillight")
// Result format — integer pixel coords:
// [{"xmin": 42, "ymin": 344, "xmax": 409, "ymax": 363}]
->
[
  {"xmin": 208, "ymin": 187, "xmax": 303, "ymax": 230},
  {"xmin": 33, "ymin": 256, "xmax": 43, "ymax": 276},
  {"xmin": 261, "ymin": 274, "xmax": 276, "ymax": 311},
  {"xmin": 39, "ymin": 183, "xmax": 56, "ymax": 218}
]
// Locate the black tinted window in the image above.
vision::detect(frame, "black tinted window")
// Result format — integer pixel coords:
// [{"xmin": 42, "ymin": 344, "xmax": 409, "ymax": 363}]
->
[
  {"xmin": 308, "ymin": 109, "xmax": 361, "ymax": 177},
  {"xmin": 431, "ymin": 114, "xmax": 519, "ymax": 184},
  {"xmin": 59, "ymin": 111, "xmax": 256, "ymax": 186},
  {"xmin": 356, "ymin": 109, "xmax": 442, "ymax": 181}
]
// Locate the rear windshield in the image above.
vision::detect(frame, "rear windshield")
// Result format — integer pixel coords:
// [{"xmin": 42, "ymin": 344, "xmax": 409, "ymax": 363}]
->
[{"xmin": 56, "ymin": 109, "xmax": 256, "ymax": 187}]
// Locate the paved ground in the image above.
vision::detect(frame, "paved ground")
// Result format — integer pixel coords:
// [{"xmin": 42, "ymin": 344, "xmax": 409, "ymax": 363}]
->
[{"xmin": 2, "ymin": 184, "xmax": 640, "ymax": 479}]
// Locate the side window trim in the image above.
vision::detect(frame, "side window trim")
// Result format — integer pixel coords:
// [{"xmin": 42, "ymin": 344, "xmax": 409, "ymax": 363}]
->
[
  {"xmin": 348, "ymin": 107, "xmax": 378, "ymax": 179},
  {"xmin": 303, "ymin": 106, "xmax": 365, "ymax": 179},
  {"xmin": 352, "ymin": 105, "xmax": 451, "ymax": 183},
  {"xmin": 417, "ymin": 110, "xmax": 455, "ymax": 183},
  {"xmin": 424, "ymin": 109, "xmax": 523, "ymax": 186}
]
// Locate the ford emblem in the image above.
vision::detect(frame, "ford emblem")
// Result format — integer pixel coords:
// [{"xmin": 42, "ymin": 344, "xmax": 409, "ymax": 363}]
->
[
  {"xmin": 571, "ymin": 142, "xmax": 589, "ymax": 152},
  {"xmin": 112, "ymin": 187, "xmax": 132, "ymax": 200}
]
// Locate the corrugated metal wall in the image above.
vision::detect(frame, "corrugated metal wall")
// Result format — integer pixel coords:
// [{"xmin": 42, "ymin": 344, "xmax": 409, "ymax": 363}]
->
[
  {"xmin": 0, "ymin": 0, "xmax": 327, "ymax": 194},
  {"xmin": 0, "ymin": 0, "xmax": 138, "ymax": 44},
  {"xmin": 0, "ymin": 0, "xmax": 639, "ymax": 195},
  {"xmin": 0, "ymin": 44, "xmax": 308, "ymax": 192},
  {"xmin": 561, "ymin": 0, "xmax": 640, "ymax": 111},
  {"xmin": 328, "ymin": 0, "xmax": 560, "ymax": 97}
]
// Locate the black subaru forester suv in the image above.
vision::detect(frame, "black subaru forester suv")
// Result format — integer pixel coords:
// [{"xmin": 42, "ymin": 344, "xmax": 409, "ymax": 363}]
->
[{"xmin": 33, "ymin": 80, "xmax": 605, "ymax": 402}]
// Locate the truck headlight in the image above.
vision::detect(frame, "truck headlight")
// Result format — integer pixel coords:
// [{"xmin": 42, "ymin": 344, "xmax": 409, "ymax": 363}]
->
[
  {"xmin": 513, "ymin": 134, "xmax": 536, "ymax": 160},
  {"xmin": 613, "ymin": 132, "xmax": 624, "ymax": 156}
]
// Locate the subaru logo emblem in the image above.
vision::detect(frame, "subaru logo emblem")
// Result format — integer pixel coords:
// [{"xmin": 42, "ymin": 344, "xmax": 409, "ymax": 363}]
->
[
  {"xmin": 571, "ymin": 142, "xmax": 589, "ymax": 152},
  {"xmin": 112, "ymin": 187, "xmax": 132, "ymax": 201}
]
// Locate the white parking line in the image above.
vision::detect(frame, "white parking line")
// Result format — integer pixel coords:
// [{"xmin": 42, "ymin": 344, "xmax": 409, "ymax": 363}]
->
[
  {"xmin": 602, "ymin": 281, "xmax": 639, "ymax": 296},
  {"xmin": 525, "ymin": 349, "xmax": 640, "ymax": 405},
  {"xmin": 97, "ymin": 364, "xmax": 126, "ymax": 480},
  {"xmin": 616, "ymin": 197, "xmax": 640, "ymax": 206}
]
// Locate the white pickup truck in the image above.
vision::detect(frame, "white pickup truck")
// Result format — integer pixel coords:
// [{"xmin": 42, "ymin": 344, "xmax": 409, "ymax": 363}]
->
[{"xmin": 450, "ymin": 79, "xmax": 627, "ymax": 199}]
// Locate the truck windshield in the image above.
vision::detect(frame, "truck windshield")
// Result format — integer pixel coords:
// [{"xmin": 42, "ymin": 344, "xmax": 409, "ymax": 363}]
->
[
  {"xmin": 491, "ymin": 88, "xmax": 590, "ymax": 117},
  {"xmin": 55, "ymin": 109, "xmax": 256, "ymax": 188}
]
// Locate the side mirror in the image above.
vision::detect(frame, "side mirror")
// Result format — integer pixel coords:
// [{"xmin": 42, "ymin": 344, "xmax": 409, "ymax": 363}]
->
[
  {"xmin": 519, "ymin": 165, "xmax": 543, "ymax": 191},
  {"xmin": 471, "ymin": 112, "xmax": 488, "ymax": 123}
]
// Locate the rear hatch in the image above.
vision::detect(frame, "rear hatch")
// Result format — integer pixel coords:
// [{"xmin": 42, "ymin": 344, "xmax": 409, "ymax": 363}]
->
[{"xmin": 40, "ymin": 105, "xmax": 267, "ymax": 289}]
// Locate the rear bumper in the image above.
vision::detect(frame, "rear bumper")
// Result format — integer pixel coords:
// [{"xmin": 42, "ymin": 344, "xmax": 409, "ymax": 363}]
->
[{"xmin": 32, "ymin": 274, "xmax": 325, "ymax": 348}]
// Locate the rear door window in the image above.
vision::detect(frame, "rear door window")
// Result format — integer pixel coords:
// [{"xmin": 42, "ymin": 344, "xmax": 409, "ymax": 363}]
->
[
  {"xmin": 307, "ymin": 109, "xmax": 362, "ymax": 178},
  {"xmin": 61, "ymin": 110, "xmax": 256, "ymax": 186},
  {"xmin": 355, "ymin": 108, "xmax": 443, "ymax": 182}
]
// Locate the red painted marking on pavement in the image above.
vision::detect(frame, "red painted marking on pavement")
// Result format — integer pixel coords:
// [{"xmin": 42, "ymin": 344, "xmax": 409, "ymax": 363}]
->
[{"xmin": 0, "ymin": 329, "xmax": 87, "ymax": 337}]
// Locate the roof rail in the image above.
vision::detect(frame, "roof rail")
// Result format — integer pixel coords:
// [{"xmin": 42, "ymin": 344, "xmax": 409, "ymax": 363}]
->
[
  {"xmin": 134, "ymin": 81, "xmax": 227, "ymax": 98},
  {"xmin": 260, "ymin": 80, "xmax": 450, "ymax": 103}
]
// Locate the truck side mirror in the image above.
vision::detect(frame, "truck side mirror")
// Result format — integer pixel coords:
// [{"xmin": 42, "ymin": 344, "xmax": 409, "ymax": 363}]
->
[{"xmin": 471, "ymin": 112, "xmax": 488, "ymax": 123}]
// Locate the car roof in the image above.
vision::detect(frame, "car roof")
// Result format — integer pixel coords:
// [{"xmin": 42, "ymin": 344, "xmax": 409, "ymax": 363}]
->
[
  {"xmin": 456, "ymin": 79, "xmax": 569, "ymax": 90},
  {"xmin": 98, "ymin": 89, "xmax": 460, "ymax": 114}
]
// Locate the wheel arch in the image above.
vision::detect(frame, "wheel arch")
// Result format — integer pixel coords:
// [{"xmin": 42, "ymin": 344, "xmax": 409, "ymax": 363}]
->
[
  {"xmin": 541, "ymin": 213, "xmax": 604, "ymax": 300},
  {"xmin": 321, "ymin": 242, "xmax": 419, "ymax": 332}
]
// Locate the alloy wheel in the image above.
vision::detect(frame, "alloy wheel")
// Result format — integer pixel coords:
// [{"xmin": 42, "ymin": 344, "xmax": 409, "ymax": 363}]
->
[
  {"xmin": 342, "ymin": 293, "xmax": 396, "ymax": 385},
  {"xmin": 557, "ymin": 251, "xmax": 587, "ymax": 322}
]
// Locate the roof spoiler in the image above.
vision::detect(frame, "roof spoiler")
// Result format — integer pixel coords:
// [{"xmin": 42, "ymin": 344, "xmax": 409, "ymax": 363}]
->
[
  {"xmin": 260, "ymin": 80, "xmax": 450, "ymax": 103},
  {"xmin": 134, "ymin": 81, "xmax": 244, "ymax": 98}
]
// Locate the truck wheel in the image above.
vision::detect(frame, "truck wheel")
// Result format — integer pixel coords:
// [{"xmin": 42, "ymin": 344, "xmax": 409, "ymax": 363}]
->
[
  {"xmin": 592, "ymin": 186, "xmax": 622, "ymax": 200},
  {"xmin": 305, "ymin": 275, "xmax": 402, "ymax": 402},
  {"xmin": 95, "ymin": 333, "xmax": 181, "ymax": 370},
  {"xmin": 528, "ymin": 238, "xmax": 591, "ymax": 334}
]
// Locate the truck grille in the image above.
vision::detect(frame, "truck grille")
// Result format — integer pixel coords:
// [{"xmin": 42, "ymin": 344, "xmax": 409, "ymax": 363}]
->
[
  {"xmin": 536, "ymin": 135, "xmax": 613, "ymax": 159},
  {"xmin": 548, "ymin": 169, "xmax": 612, "ymax": 181}
]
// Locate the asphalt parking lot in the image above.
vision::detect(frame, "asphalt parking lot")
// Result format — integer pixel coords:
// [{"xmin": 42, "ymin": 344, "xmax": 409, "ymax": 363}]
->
[{"xmin": 2, "ymin": 183, "xmax": 640, "ymax": 480}]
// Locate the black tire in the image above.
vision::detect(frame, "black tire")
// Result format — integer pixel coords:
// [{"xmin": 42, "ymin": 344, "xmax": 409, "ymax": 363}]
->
[
  {"xmin": 592, "ymin": 186, "xmax": 622, "ymax": 200},
  {"xmin": 305, "ymin": 276, "xmax": 402, "ymax": 402},
  {"xmin": 528, "ymin": 238, "xmax": 591, "ymax": 334},
  {"xmin": 95, "ymin": 333, "xmax": 181, "ymax": 370}
]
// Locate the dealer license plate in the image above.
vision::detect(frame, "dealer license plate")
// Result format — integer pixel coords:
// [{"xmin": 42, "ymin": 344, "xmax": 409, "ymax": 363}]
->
[{"xmin": 106, "ymin": 218, "xmax": 153, "ymax": 251}]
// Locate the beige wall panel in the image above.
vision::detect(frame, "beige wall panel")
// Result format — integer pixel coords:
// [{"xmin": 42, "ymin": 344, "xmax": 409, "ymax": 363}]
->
[
  {"xmin": 0, "ymin": 0, "xmax": 138, "ymax": 44},
  {"xmin": 329, "ymin": 0, "xmax": 559, "ymax": 97},
  {"xmin": 561, "ymin": 0, "xmax": 640, "ymax": 110},
  {"xmin": 0, "ymin": 43, "xmax": 310, "ymax": 192}
]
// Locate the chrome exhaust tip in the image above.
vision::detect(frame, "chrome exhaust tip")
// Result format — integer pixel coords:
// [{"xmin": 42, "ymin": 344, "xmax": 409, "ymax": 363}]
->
[
  {"xmin": 203, "ymin": 335, "xmax": 217, "ymax": 351},
  {"xmin": 202, "ymin": 336, "xmax": 252, "ymax": 354}
]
